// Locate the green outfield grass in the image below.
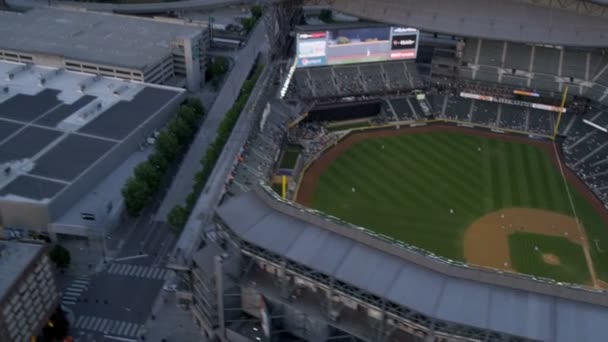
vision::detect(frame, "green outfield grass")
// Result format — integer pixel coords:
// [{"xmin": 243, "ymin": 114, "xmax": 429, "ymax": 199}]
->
[
  {"xmin": 508, "ymin": 233, "xmax": 590, "ymax": 284},
  {"xmin": 309, "ymin": 131, "xmax": 608, "ymax": 282}
]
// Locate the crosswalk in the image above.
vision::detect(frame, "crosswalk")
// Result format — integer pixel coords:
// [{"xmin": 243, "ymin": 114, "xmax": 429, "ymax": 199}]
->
[
  {"xmin": 61, "ymin": 277, "xmax": 89, "ymax": 306},
  {"xmin": 74, "ymin": 315, "xmax": 143, "ymax": 338},
  {"xmin": 105, "ymin": 263, "xmax": 170, "ymax": 280}
]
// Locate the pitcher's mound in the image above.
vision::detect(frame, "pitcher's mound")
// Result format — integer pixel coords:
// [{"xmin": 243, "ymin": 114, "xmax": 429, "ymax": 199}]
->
[{"xmin": 543, "ymin": 253, "xmax": 561, "ymax": 265}]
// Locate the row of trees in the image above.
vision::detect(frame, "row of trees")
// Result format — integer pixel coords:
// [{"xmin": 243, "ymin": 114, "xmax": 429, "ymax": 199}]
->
[
  {"xmin": 241, "ymin": 5, "xmax": 263, "ymax": 34},
  {"xmin": 122, "ymin": 99, "xmax": 205, "ymax": 217},
  {"xmin": 168, "ymin": 63, "xmax": 265, "ymax": 232},
  {"xmin": 206, "ymin": 56, "xmax": 230, "ymax": 89}
]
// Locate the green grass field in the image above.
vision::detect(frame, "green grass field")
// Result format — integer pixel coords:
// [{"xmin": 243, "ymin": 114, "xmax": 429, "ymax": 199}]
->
[
  {"xmin": 279, "ymin": 146, "xmax": 301, "ymax": 169},
  {"xmin": 309, "ymin": 131, "xmax": 608, "ymax": 283},
  {"xmin": 509, "ymin": 233, "xmax": 590, "ymax": 284}
]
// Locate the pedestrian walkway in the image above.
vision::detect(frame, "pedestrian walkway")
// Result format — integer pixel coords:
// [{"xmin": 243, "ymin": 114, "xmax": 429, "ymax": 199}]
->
[
  {"xmin": 61, "ymin": 276, "xmax": 90, "ymax": 306},
  {"xmin": 74, "ymin": 315, "xmax": 143, "ymax": 338},
  {"xmin": 105, "ymin": 263, "xmax": 169, "ymax": 280}
]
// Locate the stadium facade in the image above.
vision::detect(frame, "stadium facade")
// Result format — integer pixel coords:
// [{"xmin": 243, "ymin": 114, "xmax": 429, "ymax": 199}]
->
[
  {"xmin": 0, "ymin": 60, "xmax": 185, "ymax": 241},
  {"xmin": 163, "ymin": 2, "xmax": 608, "ymax": 342},
  {"xmin": 0, "ymin": 7, "xmax": 207, "ymax": 91}
]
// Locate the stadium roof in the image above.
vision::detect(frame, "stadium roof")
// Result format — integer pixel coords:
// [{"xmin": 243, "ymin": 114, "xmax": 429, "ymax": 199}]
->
[
  {"xmin": 330, "ymin": 0, "xmax": 608, "ymax": 47},
  {"xmin": 0, "ymin": 8, "xmax": 201, "ymax": 70},
  {"xmin": 0, "ymin": 60, "xmax": 183, "ymax": 204},
  {"xmin": 216, "ymin": 189, "xmax": 608, "ymax": 342}
]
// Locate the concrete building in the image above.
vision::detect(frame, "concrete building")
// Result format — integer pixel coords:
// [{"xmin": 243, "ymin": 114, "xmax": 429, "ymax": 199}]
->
[
  {"xmin": 0, "ymin": 60, "xmax": 186, "ymax": 240},
  {"xmin": 0, "ymin": 7, "xmax": 208, "ymax": 91},
  {"xmin": 0, "ymin": 241, "xmax": 58, "ymax": 342}
]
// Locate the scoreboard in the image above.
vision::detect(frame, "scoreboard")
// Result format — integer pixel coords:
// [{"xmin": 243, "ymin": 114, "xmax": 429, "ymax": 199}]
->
[{"xmin": 296, "ymin": 26, "xmax": 419, "ymax": 68}]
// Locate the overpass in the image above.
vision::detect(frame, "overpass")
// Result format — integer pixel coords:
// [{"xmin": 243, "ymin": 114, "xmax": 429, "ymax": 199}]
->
[{"xmin": 6, "ymin": 0, "xmax": 252, "ymax": 14}]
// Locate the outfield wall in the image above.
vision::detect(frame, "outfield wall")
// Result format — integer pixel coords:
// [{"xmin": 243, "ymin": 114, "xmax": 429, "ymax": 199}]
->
[{"xmin": 289, "ymin": 122, "xmax": 608, "ymax": 307}]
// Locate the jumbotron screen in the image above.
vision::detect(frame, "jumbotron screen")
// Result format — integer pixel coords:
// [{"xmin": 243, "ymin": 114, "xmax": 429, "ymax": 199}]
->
[{"xmin": 296, "ymin": 26, "xmax": 419, "ymax": 68}]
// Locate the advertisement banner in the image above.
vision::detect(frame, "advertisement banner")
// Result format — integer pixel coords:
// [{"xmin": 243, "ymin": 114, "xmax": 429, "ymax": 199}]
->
[{"xmin": 460, "ymin": 92, "xmax": 566, "ymax": 113}]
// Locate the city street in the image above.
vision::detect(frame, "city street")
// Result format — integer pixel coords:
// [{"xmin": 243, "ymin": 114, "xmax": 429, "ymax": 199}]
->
[{"xmin": 56, "ymin": 19, "xmax": 268, "ymax": 342}]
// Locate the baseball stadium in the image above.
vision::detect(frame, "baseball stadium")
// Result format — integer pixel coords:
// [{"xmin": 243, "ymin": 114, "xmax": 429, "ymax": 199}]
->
[{"xmin": 208, "ymin": 1, "xmax": 608, "ymax": 341}]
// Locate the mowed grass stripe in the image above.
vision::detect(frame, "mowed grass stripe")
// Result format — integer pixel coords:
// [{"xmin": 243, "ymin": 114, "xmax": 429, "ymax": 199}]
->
[
  {"xmin": 404, "ymin": 134, "xmax": 485, "ymax": 203},
  {"xmin": 513, "ymin": 143, "xmax": 533, "ymax": 206},
  {"xmin": 525, "ymin": 147, "xmax": 548, "ymax": 209},
  {"xmin": 495, "ymin": 140, "xmax": 514, "ymax": 207},
  {"xmin": 391, "ymin": 137, "xmax": 482, "ymax": 214},
  {"xmin": 505, "ymin": 142, "xmax": 523, "ymax": 205},
  {"xmin": 481, "ymin": 137, "xmax": 494, "ymax": 211}
]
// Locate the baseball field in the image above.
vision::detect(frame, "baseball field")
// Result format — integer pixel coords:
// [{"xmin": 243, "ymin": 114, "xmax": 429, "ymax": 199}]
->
[{"xmin": 297, "ymin": 126, "xmax": 608, "ymax": 286}]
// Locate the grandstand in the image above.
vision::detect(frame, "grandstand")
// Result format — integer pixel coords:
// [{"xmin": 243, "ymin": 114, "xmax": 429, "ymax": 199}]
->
[{"xmin": 183, "ymin": 7, "xmax": 608, "ymax": 342}]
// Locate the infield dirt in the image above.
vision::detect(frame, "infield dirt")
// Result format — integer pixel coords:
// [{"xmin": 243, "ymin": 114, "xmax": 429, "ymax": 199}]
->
[{"xmin": 462, "ymin": 208, "xmax": 582, "ymax": 270}]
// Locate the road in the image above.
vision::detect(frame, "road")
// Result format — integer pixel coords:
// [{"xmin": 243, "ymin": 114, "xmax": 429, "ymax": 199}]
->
[
  {"xmin": 59, "ymin": 202, "xmax": 177, "ymax": 341},
  {"xmin": 56, "ymin": 19, "xmax": 268, "ymax": 342},
  {"xmin": 7, "ymin": 0, "xmax": 252, "ymax": 14},
  {"xmin": 170, "ymin": 32, "xmax": 273, "ymax": 265}
]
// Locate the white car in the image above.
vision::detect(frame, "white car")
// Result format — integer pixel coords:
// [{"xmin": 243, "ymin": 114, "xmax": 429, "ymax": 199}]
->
[{"xmin": 163, "ymin": 284, "xmax": 177, "ymax": 292}]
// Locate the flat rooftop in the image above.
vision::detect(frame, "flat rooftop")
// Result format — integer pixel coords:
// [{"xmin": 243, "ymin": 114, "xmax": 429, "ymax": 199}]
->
[
  {"xmin": 0, "ymin": 241, "xmax": 43, "ymax": 301},
  {"xmin": 0, "ymin": 7, "xmax": 202, "ymax": 70},
  {"xmin": 0, "ymin": 60, "xmax": 184, "ymax": 203}
]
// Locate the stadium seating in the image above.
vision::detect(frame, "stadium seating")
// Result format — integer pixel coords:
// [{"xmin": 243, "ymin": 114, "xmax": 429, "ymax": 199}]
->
[
  {"xmin": 390, "ymin": 98, "xmax": 418, "ymax": 121},
  {"xmin": 561, "ymin": 50, "xmax": 588, "ymax": 80},
  {"xmin": 333, "ymin": 66, "xmax": 365, "ymax": 94},
  {"xmin": 503, "ymin": 42, "xmax": 532, "ymax": 71},
  {"xmin": 526, "ymin": 108, "xmax": 555, "ymax": 136},
  {"xmin": 470, "ymin": 100, "xmax": 498, "ymax": 126},
  {"xmin": 359, "ymin": 64, "xmax": 387, "ymax": 92},
  {"xmin": 383, "ymin": 62, "xmax": 412, "ymax": 89},
  {"xmin": 444, "ymin": 95, "xmax": 473, "ymax": 122},
  {"xmin": 426, "ymin": 94, "xmax": 447, "ymax": 116},
  {"xmin": 478, "ymin": 39, "xmax": 503, "ymax": 67},
  {"xmin": 532, "ymin": 47, "xmax": 560, "ymax": 75}
]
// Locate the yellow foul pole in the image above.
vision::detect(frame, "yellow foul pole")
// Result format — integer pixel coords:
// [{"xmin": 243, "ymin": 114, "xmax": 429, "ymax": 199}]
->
[
  {"xmin": 282, "ymin": 175, "xmax": 287, "ymax": 199},
  {"xmin": 553, "ymin": 86, "xmax": 569, "ymax": 139}
]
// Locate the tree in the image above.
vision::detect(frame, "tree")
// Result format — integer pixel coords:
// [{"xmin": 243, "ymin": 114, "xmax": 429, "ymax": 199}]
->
[
  {"xmin": 49, "ymin": 245, "xmax": 70, "ymax": 270},
  {"xmin": 134, "ymin": 161, "xmax": 161, "ymax": 193},
  {"xmin": 122, "ymin": 177, "xmax": 151, "ymax": 217},
  {"xmin": 155, "ymin": 130, "xmax": 180, "ymax": 163},
  {"xmin": 168, "ymin": 116, "xmax": 194, "ymax": 147},
  {"xmin": 186, "ymin": 98, "xmax": 205, "ymax": 119},
  {"xmin": 319, "ymin": 9, "xmax": 333, "ymax": 23},
  {"xmin": 251, "ymin": 5, "xmax": 263, "ymax": 20},
  {"xmin": 148, "ymin": 152, "xmax": 169, "ymax": 174},
  {"xmin": 167, "ymin": 205, "xmax": 189, "ymax": 233},
  {"xmin": 240, "ymin": 17, "xmax": 256, "ymax": 33},
  {"xmin": 178, "ymin": 105, "xmax": 199, "ymax": 128},
  {"xmin": 209, "ymin": 57, "xmax": 229, "ymax": 79}
]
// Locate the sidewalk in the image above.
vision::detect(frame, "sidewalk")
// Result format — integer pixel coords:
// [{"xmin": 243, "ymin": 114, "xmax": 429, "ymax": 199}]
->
[
  {"xmin": 155, "ymin": 20, "xmax": 267, "ymax": 222},
  {"xmin": 142, "ymin": 293, "xmax": 205, "ymax": 342}
]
